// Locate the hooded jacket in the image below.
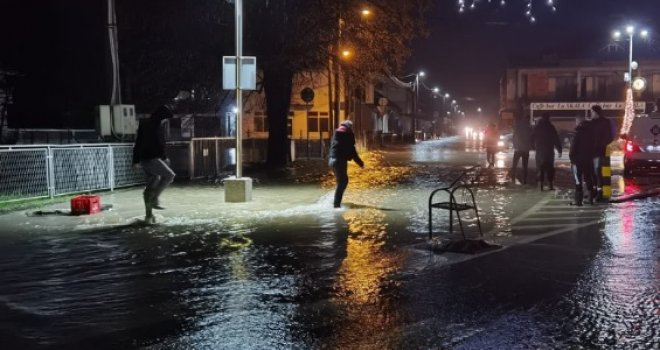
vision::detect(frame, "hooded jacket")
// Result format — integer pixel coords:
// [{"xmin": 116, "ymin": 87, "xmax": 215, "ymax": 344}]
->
[
  {"xmin": 329, "ymin": 123, "xmax": 363, "ymax": 165},
  {"xmin": 132, "ymin": 105, "xmax": 173, "ymax": 164}
]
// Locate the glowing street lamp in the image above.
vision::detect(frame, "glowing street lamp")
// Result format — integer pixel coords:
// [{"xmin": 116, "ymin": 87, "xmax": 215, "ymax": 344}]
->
[
  {"xmin": 413, "ymin": 71, "xmax": 425, "ymax": 134},
  {"xmin": 613, "ymin": 25, "xmax": 650, "ymax": 133}
]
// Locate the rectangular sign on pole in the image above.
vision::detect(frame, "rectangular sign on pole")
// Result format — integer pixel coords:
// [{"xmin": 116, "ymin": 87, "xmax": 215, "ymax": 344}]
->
[{"xmin": 222, "ymin": 56, "xmax": 257, "ymax": 90}]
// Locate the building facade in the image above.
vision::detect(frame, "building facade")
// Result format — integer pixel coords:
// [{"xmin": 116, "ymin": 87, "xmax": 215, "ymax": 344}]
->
[{"xmin": 500, "ymin": 59, "xmax": 660, "ymax": 132}]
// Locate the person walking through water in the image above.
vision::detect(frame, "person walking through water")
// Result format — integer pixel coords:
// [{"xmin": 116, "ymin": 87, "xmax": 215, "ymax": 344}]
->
[
  {"xmin": 483, "ymin": 122, "xmax": 499, "ymax": 168},
  {"xmin": 133, "ymin": 105, "xmax": 176, "ymax": 224},
  {"xmin": 589, "ymin": 105, "xmax": 615, "ymax": 201},
  {"xmin": 510, "ymin": 114, "xmax": 533, "ymax": 184},
  {"xmin": 328, "ymin": 120, "xmax": 364, "ymax": 208},
  {"xmin": 569, "ymin": 116, "xmax": 595, "ymax": 205},
  {"xmin": 532, "ymin": 112, "xmax": 562, "ymax": 191}
]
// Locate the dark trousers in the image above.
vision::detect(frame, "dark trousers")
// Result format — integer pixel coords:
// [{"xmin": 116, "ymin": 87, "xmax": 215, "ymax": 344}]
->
[
  {"xmin": 537, "ymin": 160, "xmax": 555, "ymax": 186},
  {"xmin": 332, "ymin": 161, "xmax": 349, "ymax": 207},
  {"xmin": 572, "ymin": 161, "xmax": 595, "ymax": 204},
  {"xmin": 486, "ymin": 147, "xmax": 496, "ymax": 167},
  {"xmin": 511, "ymin": 150, "xmax": 529, "ymax": 183},
  {"xmin": 141, "ymin": 158, "xmax": 175, "ymax": 217},
  {"xmin": 592, "ymin": 156, "xmax": 604, "ymax": 190}
]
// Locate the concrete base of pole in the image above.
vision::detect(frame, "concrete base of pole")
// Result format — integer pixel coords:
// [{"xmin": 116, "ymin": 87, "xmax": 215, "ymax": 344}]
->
[{"xmin": 224, "ymin": 177, "xmax": 253, "ymax": 203}]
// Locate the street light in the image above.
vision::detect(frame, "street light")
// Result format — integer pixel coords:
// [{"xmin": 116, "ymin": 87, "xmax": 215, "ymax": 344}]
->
[
  {"xmin": 613, "ymin": 25, "xmax": 650, "ymax": 133},
  {"xmin": 413, "ymin": 71, "xmax": 425, "ymax": 137},
  {"xmin": 613, "ymin": 25, "xmax": 649, "ymax": 86}
]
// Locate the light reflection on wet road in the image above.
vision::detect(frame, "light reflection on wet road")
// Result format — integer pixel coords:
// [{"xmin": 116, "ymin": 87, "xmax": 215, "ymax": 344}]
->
[{"xmin": 0, "ymin": 138, "xmax": 658, "ymax": 349}]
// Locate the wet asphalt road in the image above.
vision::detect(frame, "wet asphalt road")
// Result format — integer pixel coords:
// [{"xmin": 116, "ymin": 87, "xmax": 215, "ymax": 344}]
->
[{"xmin": 0, "ymin": 138, "xmax": 658, "ymax": 349}]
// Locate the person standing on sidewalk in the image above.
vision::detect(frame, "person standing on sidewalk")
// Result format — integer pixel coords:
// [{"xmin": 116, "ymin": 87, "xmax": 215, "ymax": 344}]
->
[
  {"xmin": 532, "ymin": 113, "xmax": 562, "ymax": 191},
  {"xmin": 589, "ymin": 105, "xmax": 615, "ymax": 201},
  {"xmin": 569, "ymin": 116, "xmax": 595, "ymax": 205},
  {"xmin": 133, "ymin": 105, "xmax": 176, "ymax": 224},
  {"xmin": 328, "ymin": 120, "xmax": 364, "ymax": 208},
  {"xmin": 510, "ymin": 114, "xmax": 533, "ymax": 184},
  {"xmin": 483, "ymin": 122, "xmax": 499, "ymax": 168}
]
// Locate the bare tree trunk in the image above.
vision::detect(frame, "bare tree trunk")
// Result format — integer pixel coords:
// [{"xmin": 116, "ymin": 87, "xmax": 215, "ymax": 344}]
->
[{"xmin": 263, "ymin": 66, "xmax": 294, "ymax": 168}]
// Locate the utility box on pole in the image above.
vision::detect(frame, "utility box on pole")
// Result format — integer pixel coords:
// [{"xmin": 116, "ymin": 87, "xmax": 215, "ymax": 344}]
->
[{"xmin": 96, "ymin": 104, "xmax": 138, "ymax": 138}]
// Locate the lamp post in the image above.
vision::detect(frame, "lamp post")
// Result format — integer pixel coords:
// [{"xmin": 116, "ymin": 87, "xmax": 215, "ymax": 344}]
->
[
  {"xmin": 613, "ymin": 26, "xmax": 649, "ymax": 88},
  {"xmin": 613, "ymin": 25, "xmax": 649, "ymax": 134},
  {"xmin": 413, "ymin": 71, "xmax": 425, "ymax": 139}
]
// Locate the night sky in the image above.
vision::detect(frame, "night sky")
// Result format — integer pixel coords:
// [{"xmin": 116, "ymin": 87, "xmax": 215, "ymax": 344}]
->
[
  {"xmin": 2, "ymin": 0, "xmax": 660, "ymax": 127},
  {"xmin": 409, "ymin": 0, "xmax": 660, "ymax": 117}
]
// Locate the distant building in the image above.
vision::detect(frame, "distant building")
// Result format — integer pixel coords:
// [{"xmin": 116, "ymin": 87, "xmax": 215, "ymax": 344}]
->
[{"xmin": 500, "ymin": 59, "xmax": 660, "ymax": 132}]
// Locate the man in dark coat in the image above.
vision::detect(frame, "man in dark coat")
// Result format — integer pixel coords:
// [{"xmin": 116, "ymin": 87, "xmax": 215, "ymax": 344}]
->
[
  {"xmin": 569, "ymin": 116, "xmax": 595, "ymax": 205},
  {"xmin": 532, "ymin": 113, "xmax": 562, "ymax": 191},
  {"xmin": 510, "ymin": 115, "xmax": 534, "ymax": 184},
  {"xmin": 589, "ymin": 105, "xmax": 615, "ymax": 201},
  {"xmin": 133, "ymin": 105, "xmax": 176, "ymax": 224},
  {"xmin": 328, "ymin": 120, "xmax": 364, "ymax": 208}
]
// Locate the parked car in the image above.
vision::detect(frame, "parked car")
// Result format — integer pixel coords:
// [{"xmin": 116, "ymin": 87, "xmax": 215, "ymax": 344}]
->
[{"xmin": 623, "ymin": 113, "xmax": 660, "ymax": 177}]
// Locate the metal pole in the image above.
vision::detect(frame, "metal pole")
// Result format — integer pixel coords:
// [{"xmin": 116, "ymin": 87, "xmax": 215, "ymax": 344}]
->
[
  {"xmin": 235, "ymin": 0, "xmax": 243, "ymax": 178},
  {"xmin": 628, "ymin": 34, "xmax": 633, "ymax": 88},
  {"xmin": 413, "ymin": 74, "xmax": 418, "ymax": 137}
]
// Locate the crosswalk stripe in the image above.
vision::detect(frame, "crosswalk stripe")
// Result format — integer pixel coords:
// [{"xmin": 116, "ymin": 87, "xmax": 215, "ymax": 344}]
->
[
  {"xmin": 516, "ymin": 216, "xmax": 602, "ymax": 222},
  {"xmin": 513, "ymin": 223, "xmax": 599, "ymax": 230}
]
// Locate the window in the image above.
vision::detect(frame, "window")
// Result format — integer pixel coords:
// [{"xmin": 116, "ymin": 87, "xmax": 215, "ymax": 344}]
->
[
  {"xmin": 254, "ymin": 111, "xmax": 268, "ymax": 132},
  {"xmin": 554, "ymin": 76, "xmax": 577, "ymax": 99},
  {"xmin": 306, "ymin": 111, "xmax": 330, "ymax": 133}
]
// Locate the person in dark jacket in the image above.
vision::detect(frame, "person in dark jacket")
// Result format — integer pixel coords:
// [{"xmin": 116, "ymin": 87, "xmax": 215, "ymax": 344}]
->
[
  {"xmin": 133, "ymin": 105, "xmax": 176, "ymax": 224},
  {"xmin": 510, "ymin": 115, "xmax": 534, "ymax": 184},
  {"xmin": 589, "ymin": 105, "xmax": 615, "ymax": 201},
  {"xmin": 328, "ymin": 120, "xmax": 364, "ymax": 208},
  {"xmin": 532, "ymin": 113, "xmax": 562, "ymax": 191},
  {"xmin": 569, "ymin": 116, "xmax": 595, "ymax": 205}
]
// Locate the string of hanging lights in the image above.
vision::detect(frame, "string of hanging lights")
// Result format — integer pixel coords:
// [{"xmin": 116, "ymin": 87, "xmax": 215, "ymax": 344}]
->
[{"xmin": 457, "ymin": 0, "xmax": 557, "ymax": 23}]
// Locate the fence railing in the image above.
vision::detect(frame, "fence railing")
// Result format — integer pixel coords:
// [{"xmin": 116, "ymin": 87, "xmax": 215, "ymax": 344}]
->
[
  {"xmin": 0, "ymin": 136, "xmax": 330, "ymax": 204},
  {"xmin": 0, "ymin": 143, "xmax": 144, "ymax": 204}
]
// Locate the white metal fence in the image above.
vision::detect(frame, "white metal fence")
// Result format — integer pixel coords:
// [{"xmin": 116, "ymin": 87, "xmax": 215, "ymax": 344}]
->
[
  {"xmin": 0, "ymin": 137, "xmax": 287, "ymax": 204},
  {"xmin": 0, "ymin": 143, "xmax": 144, "ymax": 203}
]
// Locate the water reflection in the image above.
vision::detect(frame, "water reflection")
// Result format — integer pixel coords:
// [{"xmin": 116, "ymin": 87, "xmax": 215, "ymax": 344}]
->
[
  {"xmin": 326, "ymin": 207, "xmax": 406, "ymax": 347},
  {"xmin": 563, "ymin": 200, "xmax": 659, "ymax": 347}
]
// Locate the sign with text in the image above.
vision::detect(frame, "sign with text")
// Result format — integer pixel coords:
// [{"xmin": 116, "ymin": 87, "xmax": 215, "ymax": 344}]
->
[{"xmin": 530, "ymin": 102, "xmax": 646, "ymax": 111}]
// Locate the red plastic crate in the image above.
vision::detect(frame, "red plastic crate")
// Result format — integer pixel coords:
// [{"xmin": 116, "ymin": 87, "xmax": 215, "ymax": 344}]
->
[{"xmin": 71, "ymin": 195, "xmax": 101, "ymax": 215}]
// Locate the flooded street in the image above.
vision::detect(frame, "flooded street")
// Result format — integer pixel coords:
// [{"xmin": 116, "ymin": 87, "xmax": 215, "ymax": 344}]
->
[{"xmin": 1, "ymin": 139, "xmax": 659, "ymax": 349}]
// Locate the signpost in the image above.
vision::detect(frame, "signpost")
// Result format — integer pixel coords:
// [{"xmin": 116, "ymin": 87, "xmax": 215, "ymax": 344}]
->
[{"xmin": 222, "ymin": 0, "xmax": 257, "ymax": 203}]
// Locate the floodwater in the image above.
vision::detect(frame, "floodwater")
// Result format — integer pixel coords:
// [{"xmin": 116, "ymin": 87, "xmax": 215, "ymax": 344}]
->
[{"xmin": 0, "ymin": 139, "xmax": 658, "ymax": 349}]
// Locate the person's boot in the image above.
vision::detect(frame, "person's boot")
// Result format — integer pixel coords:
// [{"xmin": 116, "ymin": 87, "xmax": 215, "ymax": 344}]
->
[
  {"xmin": 548, "ymin": 181, "xmax": 555, "ymax": 191},
  {"xmin": 573, "ymin": 188, "xmax": 583, "ymax": 206},
  {"xmin": 152, "ymin": 199, "xmax": 166, "ymax": 210},
  {"xmin": 589, "ymin": 188, "xmax": 597, "ymax": 205}
]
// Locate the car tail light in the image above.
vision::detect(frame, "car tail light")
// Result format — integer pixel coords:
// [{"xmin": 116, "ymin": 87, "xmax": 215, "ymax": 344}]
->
[{"xmin": 625, "ymin": 140, "xmax": 641, "ymax": 153}]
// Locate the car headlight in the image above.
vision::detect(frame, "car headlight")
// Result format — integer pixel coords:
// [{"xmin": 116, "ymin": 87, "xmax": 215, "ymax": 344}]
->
[{"xmin": 497, "ymin": 141, "xmax": 504, "ymax": 147}]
